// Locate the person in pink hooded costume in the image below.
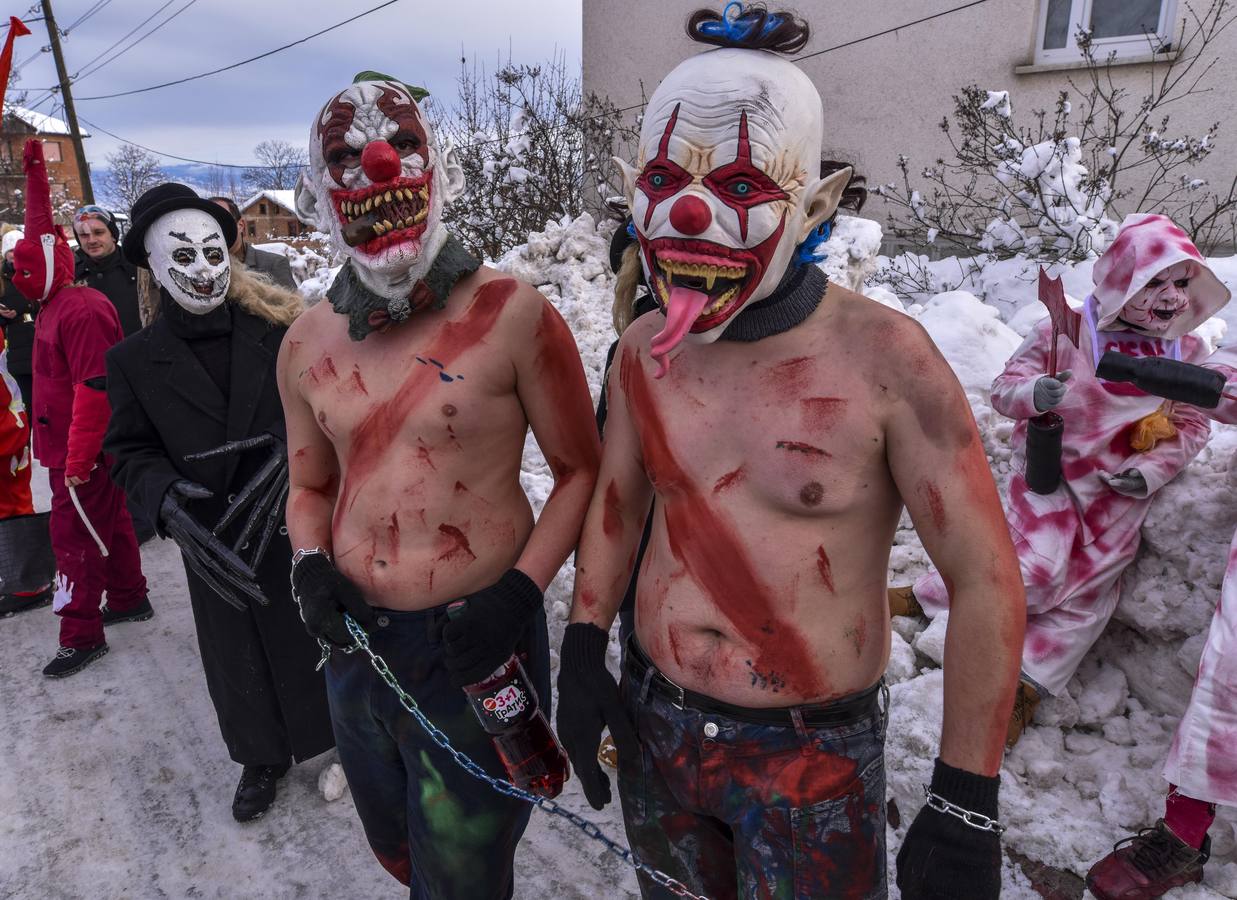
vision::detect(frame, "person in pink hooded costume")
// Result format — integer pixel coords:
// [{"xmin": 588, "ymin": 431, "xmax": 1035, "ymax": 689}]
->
[
  {"xmin": 898, "ymin": 213, "xmax": 1230, "ymax": 746},
  {"xmin": 10, "ymin": 139, "xmax": 150, "ymax": 678},
  {"xmin": 1085, "ymin": 344, "xmax": 1237, "ymax": 899}
]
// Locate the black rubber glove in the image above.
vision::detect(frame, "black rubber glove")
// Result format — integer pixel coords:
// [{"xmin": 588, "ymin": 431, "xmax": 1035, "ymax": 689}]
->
[
  {"xmin": 897, "ymin": 758, "xmax": 1003, "ymax": 900},
  {"xmin": 290, "ymin": 552, "xmax": 377, "ymax": 648},
  {"xmin": 555, "ymin": 622, "xmax": 638, "ymax": 811},
  {"xmin": 441, "ymin": 568, "xmax": 543, "ymax": 688},
  {"xmin": 160, "ymin": 480, "xmax": 267, "ymax": 610}
]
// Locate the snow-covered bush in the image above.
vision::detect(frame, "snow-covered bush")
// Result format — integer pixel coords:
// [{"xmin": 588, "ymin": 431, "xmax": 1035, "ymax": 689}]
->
[
  {"xmin": 877, "ymin": 0, "xmax": 1237, "ymax": 289},
  {"xmin": 428, "ymin": 55, "xmax": 638, "ymax": 261}
]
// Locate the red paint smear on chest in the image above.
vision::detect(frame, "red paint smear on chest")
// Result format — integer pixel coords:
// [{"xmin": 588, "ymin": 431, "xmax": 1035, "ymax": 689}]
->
[
  {"xmin": 776, "ymin": 440, "xmax": 830, "ymax": 457},
  {"xmin": 815, "ymin": 545, "xmax": 835, "ymax": 594},
  {"xmin": 308, "ymin": 355, "xmax": 338, "ymax": 384},
  {"xmin": 801, "ymin": 397, "xmax": 848, "ymax": 431},
  {"xmin": 436, "ymin": 524, "xmax": 476, "ymax": 562},
  {"xmin": 712, "ymin": 466, "xmax": 746, "ymax": 493},
  {"xmin": 763, "ymin": 355, "xmax": 815, "ymax": 393},
  {"xmin": 602, "ymin": 479, "xmax": 623, "ymax": 538},
  {"xmin": 334, "ymin": 279, "xmax": 514, "ymax": 522},
  {"xmin": 621, "ymin": 347, "xmax": 824, "ymax": 697},
  {"xmin": 349, "ymin": 366, "xmax": 369, "ymax": 395}
]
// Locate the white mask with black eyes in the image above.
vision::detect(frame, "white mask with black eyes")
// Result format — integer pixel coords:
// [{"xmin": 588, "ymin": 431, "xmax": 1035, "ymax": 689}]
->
[{"xmin": 145, "ymin": 209, "xmax": 231, "ymax": 315}]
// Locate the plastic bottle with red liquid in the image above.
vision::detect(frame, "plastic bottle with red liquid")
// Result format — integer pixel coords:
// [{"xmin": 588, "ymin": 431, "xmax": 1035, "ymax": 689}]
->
[{"xmin": 447, "ymin": 602, "xmax": 570, "ymax": 798}]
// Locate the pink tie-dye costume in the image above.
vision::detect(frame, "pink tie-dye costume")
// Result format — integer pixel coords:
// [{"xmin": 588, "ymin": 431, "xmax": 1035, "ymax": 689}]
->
[
  {"xmin": 915, "ymin": 214, "xmax": 1229, "ymax": 697},
  {"xmin": 1162, "ymin": 352, "xmax": 1237, "ymax": 806}
]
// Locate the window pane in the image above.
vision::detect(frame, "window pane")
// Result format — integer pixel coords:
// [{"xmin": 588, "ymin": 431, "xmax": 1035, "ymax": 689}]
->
[
  {"xmin": 43, "ymin": 141, "xmax": 62, "ymax": 162},
  {"xmin": 1043, "ymin": 0, "xmax": 1073, "ymax": 49},
  {"xmin": 1090, "ymin": 0, "xmax": 1162, "ymax": 39}
]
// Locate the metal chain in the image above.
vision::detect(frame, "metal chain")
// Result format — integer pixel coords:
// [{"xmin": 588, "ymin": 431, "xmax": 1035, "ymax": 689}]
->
[
  {"xmin": 921, "ymin": 784, "xmax": 1007, "ymax": 835},
  {"xmin": 339, "ymin": 615, "xmax": 710, "ymax": 900}
]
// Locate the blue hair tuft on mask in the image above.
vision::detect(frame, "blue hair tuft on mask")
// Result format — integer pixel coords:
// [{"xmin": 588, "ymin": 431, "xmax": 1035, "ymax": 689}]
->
[{"xmin": 793, "ymin": 220, "xmax": 833, "ymax": 266}]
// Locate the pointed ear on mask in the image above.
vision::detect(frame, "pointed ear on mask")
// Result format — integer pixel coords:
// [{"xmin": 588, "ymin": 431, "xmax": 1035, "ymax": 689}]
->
[
  {"xmin": 799, "ymin": 167, "xmax": 852, "ymax": 241},
  {"xmin": 294, "ymin": 173, "xmax": 326, "ymax": 233},
  {"xmin": 613, "ymin": 157, "xmax": 639, "ymax": 208},
  {"xmin": 439, "ymin": 141, "xmax": 467, "ymax": 204}
]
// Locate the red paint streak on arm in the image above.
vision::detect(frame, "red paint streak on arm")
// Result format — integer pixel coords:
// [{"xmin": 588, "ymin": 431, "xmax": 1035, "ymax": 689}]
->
[
  {"xmin": 602, "ymin": 479, "xmax": 623, "ymax": 538},
  {"xmin": 569, "ymin": 339, "xmax": 655, "ymax": 632},
  {"xmin": 278, "ymin": 321, "xmax": 340, "ymax": 554},
  {"xmin": 712, "ymin": 466, "xmax": 746, "ymax": 493},
  {"xmin": 510, "ymin": 297, "xmax": 602, "ymax": 590},
  {"xmin": 884, "ymin": 320, "xmax": 1024, "ymax": 775},
  {"xmin": 622, "ymin": 345, "xmax": 826, "ymax": 698}
]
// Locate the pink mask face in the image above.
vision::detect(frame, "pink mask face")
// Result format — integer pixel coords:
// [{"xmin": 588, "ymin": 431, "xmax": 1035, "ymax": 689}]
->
[{"xmin": 1118, "ymin": 260, "xmax": 1197, "ymax": 336}]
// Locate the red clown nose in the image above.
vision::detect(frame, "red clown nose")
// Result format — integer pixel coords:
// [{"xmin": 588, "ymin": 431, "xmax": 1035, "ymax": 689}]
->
[
  {"xmin": 361, "ymin": 140, "xmax": 402, "ymax": 183},
  {"xmin": 669, "ymin": 194, "xmax": 712, "ymax": 236}
]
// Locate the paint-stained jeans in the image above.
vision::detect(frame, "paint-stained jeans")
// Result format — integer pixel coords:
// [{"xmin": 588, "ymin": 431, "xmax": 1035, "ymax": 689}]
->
[
  {"xmin": 325, "ymin": 603, "xmax": 549, "ymax": 900},
  {"xmin": 618, "ymin": 658, "xmax": 888, "ymax": 900}
]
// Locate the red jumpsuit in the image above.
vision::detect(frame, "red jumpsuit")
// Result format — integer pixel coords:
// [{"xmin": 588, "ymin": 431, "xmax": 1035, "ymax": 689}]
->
[
  {"xmin": 0, "ymin": 346, "xmax": 32, "ymax": 519},
  {"xmin": 32, "ymin": 284, "xmax": 147, "ymax": 649}
]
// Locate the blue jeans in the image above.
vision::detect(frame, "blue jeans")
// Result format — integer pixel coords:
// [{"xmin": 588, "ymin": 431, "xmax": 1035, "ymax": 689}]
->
[
  {"xmin": 617, "ymin": 642, "xmax": 888, "ymax": 900},
  {"xmin": 325, "ymin": 603, "xmax": 550, "ymax": 900}
]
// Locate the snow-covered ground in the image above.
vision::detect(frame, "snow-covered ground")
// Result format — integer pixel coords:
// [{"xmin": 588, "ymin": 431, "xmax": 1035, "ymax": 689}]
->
[{"xmin": 4, "ymin": 212, "xmax": 1237, "ymax": 897}]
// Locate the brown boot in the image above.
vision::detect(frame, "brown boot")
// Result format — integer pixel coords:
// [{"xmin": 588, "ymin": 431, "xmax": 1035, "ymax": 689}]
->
[
  {"xmin": 1005, "ymin": 679, "xmax": 1040, "ymax": 748},
  {"xmin": 887, "ymin": 585, "xmax": 923, "ymax": 619},
  {"xmin": 1086, "ymin": 820, "xmax": 1208, "ymax": 899}
]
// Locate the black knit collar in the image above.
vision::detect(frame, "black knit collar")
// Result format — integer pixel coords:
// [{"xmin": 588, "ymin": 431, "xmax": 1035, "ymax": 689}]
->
[
  {"xmin": 162, "ymin": 293, "xmax": 232, "ymax": 340},
  {"xmin": 718, "ymin": 264, "xmax": 827, "ymax": 342}
]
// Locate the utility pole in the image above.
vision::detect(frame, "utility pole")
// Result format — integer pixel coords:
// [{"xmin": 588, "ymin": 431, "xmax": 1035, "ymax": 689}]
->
[{"xmin": 40, "ymin": 0, "xmax": 94, "ymax": 204}]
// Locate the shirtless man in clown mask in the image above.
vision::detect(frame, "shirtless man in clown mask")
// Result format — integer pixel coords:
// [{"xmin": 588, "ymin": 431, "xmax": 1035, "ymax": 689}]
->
[
  {"xmin": 279, "ymin": 72, "xmax": 600, "ymax": 897},
  {"xmin": 555, "ymin": 7, "xmax": 1025, "ymax": 899}
]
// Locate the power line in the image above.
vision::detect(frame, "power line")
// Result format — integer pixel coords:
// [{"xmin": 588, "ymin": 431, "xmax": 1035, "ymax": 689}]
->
[
  {"xmin": 75, "ymin": 0, "xmax": 403, "ymax": 101},
  {"xmin": 68, "ymin": 0, "xmax": 177, "ymax": 80},
  {"xmin": 62, "ymin": 0, "xmax": 114, "ymax": 35},
  {"xmin": 73, "ymin": 0, "xmax": 995, "ymax": 171},
  {"xmin": 75, "ymin": 0, "xmax": 198, "ymax": 83},
  {"xmin": 793, "ymin": 0, "xmax": 994, "ymax": 61}
]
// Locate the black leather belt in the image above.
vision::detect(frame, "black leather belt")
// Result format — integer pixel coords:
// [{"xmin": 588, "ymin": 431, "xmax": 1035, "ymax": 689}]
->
[{"xmin": 625, "ymin": 636, "xmax": 881, "ymax": 728}]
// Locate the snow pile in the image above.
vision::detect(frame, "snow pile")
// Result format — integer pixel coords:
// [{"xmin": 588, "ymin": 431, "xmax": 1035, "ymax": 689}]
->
[{"xmin": 253, "ymin": 239, "xmax": 332, "ymax": 291}]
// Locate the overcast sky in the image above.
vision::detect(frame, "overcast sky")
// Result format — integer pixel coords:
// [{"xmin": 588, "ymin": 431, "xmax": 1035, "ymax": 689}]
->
[{"xmin": 9, "ymin": 0, "xmax": 581, "ymax": 171}]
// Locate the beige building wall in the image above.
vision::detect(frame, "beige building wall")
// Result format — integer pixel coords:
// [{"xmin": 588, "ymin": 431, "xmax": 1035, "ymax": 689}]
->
[{"xmin": 583, "ymin": 0, "xmax": 1237, "ymax": 241}]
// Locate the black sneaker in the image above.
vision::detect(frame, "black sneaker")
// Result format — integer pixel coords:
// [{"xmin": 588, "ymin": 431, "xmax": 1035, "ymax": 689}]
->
[
  {"xmin": 42, "ymin": 643, "xmax": 109, "ymax": 678},
  {"xmin": 102, "ymin": 596, "xmax": 154, "ymax": 625},
  {"xmin": 232, "ymin": 763, "xmax": 291, "ymax": 822},
  {"xmin": 0, "ymin": 584, "xmax": 54, "ymax": 618}
]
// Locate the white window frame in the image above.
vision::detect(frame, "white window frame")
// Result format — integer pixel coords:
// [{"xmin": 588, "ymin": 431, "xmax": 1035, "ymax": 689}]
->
[{"xmin": 1034, "ymin": 0, "xmax": 1177, "ymax": 64}]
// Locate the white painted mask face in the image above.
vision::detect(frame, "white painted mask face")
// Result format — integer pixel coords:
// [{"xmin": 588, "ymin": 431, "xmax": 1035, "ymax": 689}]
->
[
  {"xmin": 1119, "ymin": 260, "xmax": 1198, "ymax": 337},
  {"xmin": 618, "ymin": 48, "xmax": 849, "ymax": 375},
  {"xmin": 146, "ymin": 209, "xmax": 231, "ymax": 315},
  {"xmin": 296, "ymin": 80, "xmax": 465, "ymax": 300}
]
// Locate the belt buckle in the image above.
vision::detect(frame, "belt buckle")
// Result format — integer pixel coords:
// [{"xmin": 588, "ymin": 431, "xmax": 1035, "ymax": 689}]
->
[{"xmin": 660, "ymin": 673, "xmax": 687, "ymax": 711}]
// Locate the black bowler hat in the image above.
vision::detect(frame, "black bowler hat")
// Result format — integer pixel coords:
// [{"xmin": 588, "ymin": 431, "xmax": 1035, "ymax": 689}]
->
[{"xmin": 123, "ymin": 182, "xmax": 238, "ymax": 269}]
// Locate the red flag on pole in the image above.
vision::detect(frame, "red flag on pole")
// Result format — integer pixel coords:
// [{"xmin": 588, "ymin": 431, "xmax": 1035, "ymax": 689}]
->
[
  {"xmin": 0, "ymin": 17, "xmax": 33, "ymax": 115},
  {"xmin": 1039, "ymin": 267, "xmax": 1081, "ymax": 377}
]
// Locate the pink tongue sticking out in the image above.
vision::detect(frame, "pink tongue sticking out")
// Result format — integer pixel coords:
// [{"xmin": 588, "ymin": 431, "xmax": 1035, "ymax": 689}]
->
[{"xmin": 649, "ymin": 286, "xmax": 711, "ymax": 378}]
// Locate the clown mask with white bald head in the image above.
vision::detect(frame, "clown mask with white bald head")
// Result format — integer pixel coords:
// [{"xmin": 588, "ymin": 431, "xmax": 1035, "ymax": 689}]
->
[
  {"xmin": 146, "ymin": 209, "xmax": 231, "ymax": 315},
  {"xmin": 296, "ymin": 73, "xmax": 468, "ymax": 340},
  {"xmin": 617, "ymin": 26, "xmax": 849, "ymax": 375}
]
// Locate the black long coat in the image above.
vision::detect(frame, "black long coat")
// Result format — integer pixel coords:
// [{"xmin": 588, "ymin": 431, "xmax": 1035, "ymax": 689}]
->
[{"xmin": 103, "ymin": 304, "xmax": 334, "ymax": 766}]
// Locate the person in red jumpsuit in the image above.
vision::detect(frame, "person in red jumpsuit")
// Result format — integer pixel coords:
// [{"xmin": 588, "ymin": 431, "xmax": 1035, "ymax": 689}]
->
[{"xmin": 9, "ymin": 139, "xmax": 150, "ymax": 677}]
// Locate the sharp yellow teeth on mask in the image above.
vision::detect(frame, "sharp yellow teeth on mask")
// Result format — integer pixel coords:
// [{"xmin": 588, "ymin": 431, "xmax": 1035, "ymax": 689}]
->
[{"xmin": 655, "ymin": 260, "xmax": 748, "ymax": 281}]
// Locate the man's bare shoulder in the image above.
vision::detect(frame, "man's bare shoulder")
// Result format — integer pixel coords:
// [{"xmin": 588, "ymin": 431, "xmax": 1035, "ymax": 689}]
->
[
  {"xmin": 284, "ymin": 297, "xmax": 339, "ymax": 346},
  {"xmin": 463, "ymin": 264, "xmax": 554, "ymax": 332},
  {"xmin": 823, "ymin": 284, "xmax": 952, "ymax": 384}
]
